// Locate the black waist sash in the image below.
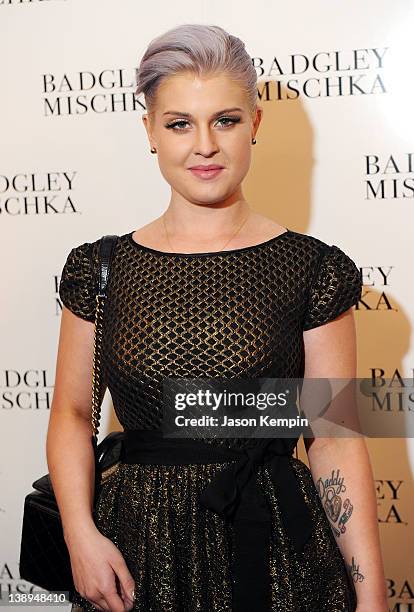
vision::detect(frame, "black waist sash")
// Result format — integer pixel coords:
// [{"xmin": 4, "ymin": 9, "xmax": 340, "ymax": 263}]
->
[{"xmin": 119, "ymin": 430, "xmax": 313, "ymax": 611}]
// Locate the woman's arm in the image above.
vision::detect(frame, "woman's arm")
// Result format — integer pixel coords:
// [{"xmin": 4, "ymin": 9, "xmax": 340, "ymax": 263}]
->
[
  {"xmin": 47, "ymin": 305, "xmax": 135, "ymax": 611},
  {"xmin": 303, "ymin": 308, "xmax": 387, "ymax": 611},
  {"xmin": 46, "ymin": 305, "xmax": 98, "ymax": 543}
]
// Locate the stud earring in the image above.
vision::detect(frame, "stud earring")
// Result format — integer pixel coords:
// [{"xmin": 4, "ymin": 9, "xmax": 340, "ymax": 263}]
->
[
  {"xmin": 251, "ymin": 138, "xmax": 257, "ymax": 145},
  {"xmin": 150, "ymin": 146, "xmax": 157, "ymax": 154}
]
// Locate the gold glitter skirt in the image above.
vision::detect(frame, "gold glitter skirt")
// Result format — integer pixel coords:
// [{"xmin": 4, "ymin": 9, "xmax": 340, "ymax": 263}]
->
[{"xmin": 70, "ymin": 458, "xmax": 356, "ymax": 611}]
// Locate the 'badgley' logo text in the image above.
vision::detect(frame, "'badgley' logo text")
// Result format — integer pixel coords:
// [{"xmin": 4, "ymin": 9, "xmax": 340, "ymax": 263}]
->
[
  {"xmin": 365, "ymin": 153, "xmax": 414, "ymax": 199},
  {"xmin": 42, "ymin": 69, "xmax": 144, "ymax": 116},
  {"xmin": 254, "ymin": 47, "xmax": 388, "ymax": 100},
  {"xmin": 0, "ymin": 171, "xmax": 78, "ymax": 215}
]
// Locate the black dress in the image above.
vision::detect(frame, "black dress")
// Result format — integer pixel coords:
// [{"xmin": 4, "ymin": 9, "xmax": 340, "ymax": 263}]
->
[{"xmin": 59, "ymin": 228, "xmax": 362, "ymax": 612}]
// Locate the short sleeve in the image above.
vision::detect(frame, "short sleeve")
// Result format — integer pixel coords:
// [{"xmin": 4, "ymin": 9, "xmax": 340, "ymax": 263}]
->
[
  {"xmin": 303, "ymin": 244, "xmax": 362, "ymax": 331},
  {"xmin": 59, "ymin": 242, "xmax": 97, "ymax": 322}
]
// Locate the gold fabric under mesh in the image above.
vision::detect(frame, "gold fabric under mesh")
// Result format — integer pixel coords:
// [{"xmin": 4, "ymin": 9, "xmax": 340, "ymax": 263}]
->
[{"xmin": 60, "ymin": 229, "xmax": 361, "ymax": 611}]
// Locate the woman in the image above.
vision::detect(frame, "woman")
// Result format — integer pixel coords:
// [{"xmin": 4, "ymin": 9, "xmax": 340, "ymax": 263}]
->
[{"xmin": 47, "ymin": 24, "xmax": 387, "ymax": 612}]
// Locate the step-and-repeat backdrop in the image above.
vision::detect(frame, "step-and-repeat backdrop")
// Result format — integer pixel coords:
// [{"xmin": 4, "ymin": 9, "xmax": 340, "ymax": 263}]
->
[{"xmin": 1, "ymin": 1, "xmax": 413, "ymax": 609}]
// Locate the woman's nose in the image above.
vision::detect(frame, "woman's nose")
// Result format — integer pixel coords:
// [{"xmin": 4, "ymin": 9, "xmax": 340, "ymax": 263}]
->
[{"xmin": 193, "ymin": 127, "xmax": 219, "ymax": 156}]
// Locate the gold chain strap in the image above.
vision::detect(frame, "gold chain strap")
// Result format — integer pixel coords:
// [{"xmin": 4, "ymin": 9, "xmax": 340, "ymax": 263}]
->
[{"xmin": 91, "ymin": 292, "xmax": 105, "ymax": 439}]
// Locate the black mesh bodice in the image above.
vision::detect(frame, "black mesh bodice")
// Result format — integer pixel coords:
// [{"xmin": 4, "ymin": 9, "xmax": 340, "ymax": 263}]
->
[
  {"xmin": 60, "ymin": 228, "xmax": 362, "ymax": 612},
  {"xmin": 59, "ymin": 229, "xmax": 361, "ymax": 441}
]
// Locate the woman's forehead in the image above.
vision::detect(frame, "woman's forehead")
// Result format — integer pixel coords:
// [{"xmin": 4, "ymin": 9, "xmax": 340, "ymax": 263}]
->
[{"xmin": 154, "ymin": 73, "xmax": 249, "ymax": 111}]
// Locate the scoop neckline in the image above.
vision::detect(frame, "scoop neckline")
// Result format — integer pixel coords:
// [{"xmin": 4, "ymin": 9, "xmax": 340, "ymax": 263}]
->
[{"xmin": 127, "ymin": 228, "xmax": 292, "ymax": 257}]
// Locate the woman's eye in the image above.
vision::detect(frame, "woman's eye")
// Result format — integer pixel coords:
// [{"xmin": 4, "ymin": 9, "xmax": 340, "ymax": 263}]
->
[
  {"xmin": 165, "ymin": 116, "xmax": 240, "ymax": 130},
  {"xmin": 166, "ymin": 120, "xmax": 189, "ymax": 130},
  {"xmin": 216, "ymin": 116, "xmax": 240, "ymax": 127}
]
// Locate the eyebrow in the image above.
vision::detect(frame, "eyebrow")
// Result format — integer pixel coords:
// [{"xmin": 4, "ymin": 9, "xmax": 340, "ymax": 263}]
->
[{"xmin": 162, "ymin": 107, "xmax": 244, "ymax": 118}]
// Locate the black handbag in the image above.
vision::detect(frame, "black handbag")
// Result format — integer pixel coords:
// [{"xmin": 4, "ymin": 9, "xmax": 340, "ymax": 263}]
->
[{"xmin": 19, "ymin": 234, "xmax": 124, "ymax": 602}]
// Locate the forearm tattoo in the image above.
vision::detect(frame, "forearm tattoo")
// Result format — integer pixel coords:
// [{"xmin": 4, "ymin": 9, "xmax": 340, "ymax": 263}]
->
[
  {"xmin": 316, "ymin": 468, "xmax": 354, "ymax": 537},
  {"xmin": 348, "ymin": 556, "xmax": 365, "ymax": 583}
]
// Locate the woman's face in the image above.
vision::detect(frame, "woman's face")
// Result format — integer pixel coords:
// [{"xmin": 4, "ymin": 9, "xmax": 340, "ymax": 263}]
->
[{"xmin": 142, "ymin": 71, "xmax": 262, "ymax": 206}]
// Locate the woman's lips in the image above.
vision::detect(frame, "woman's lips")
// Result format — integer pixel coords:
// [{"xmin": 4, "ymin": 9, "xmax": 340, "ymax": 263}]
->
[{"xmin": 189, "ymin": 167, "xmax": 224, "ymax": 180}]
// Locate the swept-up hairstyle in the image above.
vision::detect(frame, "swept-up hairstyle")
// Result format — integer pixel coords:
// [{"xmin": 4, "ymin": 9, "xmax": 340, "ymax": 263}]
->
[{"xmin": 135, "ymin": 24, "xmax": 257, "ymax": 115}]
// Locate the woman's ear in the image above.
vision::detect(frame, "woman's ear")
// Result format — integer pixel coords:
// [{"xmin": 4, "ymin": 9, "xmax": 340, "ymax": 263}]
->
[
  {"xmin": 252, "ymin": 105, "xmax": 263, "ymax": 139},
  {"xmin": 142, "ymin": 113, "xmax": 150, "ymax": 136},
  {"xmin": 142, "ymin": 113, "xmax": 156, "ymax": 150}
]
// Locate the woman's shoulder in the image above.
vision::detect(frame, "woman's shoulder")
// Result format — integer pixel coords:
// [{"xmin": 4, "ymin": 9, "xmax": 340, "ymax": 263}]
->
[
  {"xmin": 63, "ymin": 231, "xmax": 127, "ymax": 265},
  {"xmin": 286, "ymin": 228, "xmax": 330, "ymax": 252},
  {"xmin": 58, "ymin": 232, "xmax": 124, "ymax": 321},
  {"xmin": 286, "ymin": 229, "xmax": 358, "ymax": 268},
  {"xmin": 285, "ymin": 230, "xmax": 362, "ymax": 330}
]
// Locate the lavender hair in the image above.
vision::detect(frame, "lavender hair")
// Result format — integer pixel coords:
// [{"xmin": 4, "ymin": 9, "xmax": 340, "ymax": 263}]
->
[{"xmin": 135, "ymin": 24, "xmax": 258, "ymax": 116}]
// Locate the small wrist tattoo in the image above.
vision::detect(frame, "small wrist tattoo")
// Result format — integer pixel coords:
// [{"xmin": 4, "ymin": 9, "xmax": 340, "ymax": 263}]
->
[{"xmin": 348, "ymin": 556, "xmax": 365, "ymax": 583}]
